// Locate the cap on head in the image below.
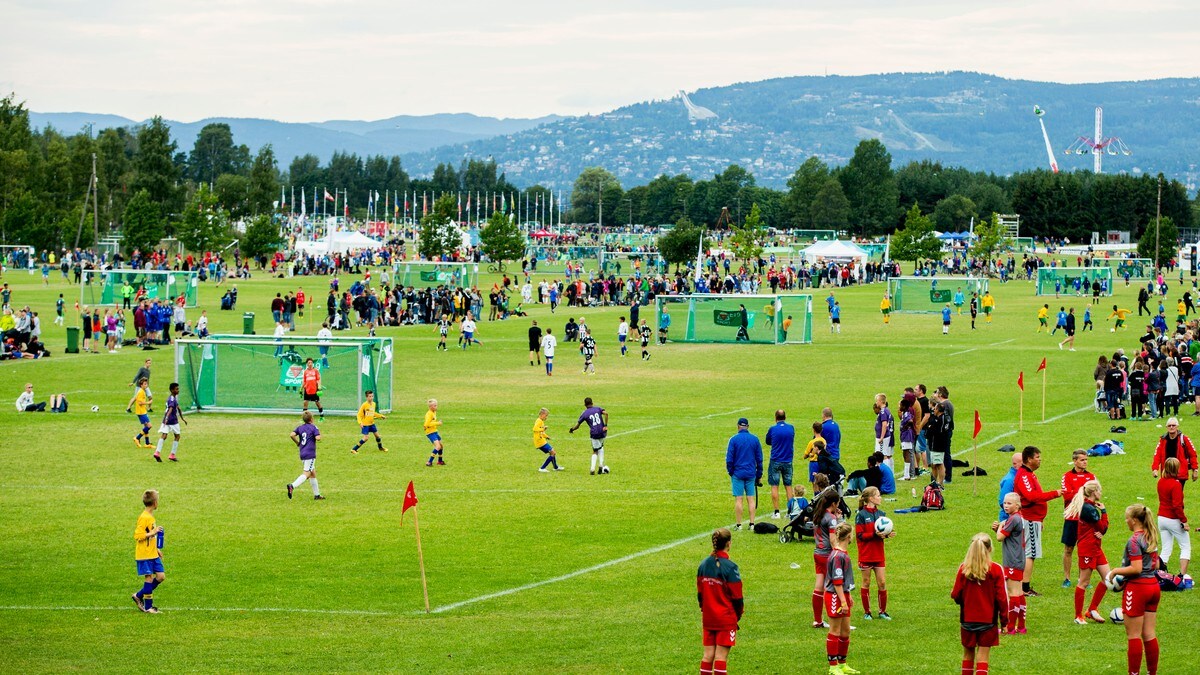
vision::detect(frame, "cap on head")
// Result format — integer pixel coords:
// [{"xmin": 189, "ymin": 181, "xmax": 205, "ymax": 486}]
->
[{"xmin": 737, "ymin": 417, "xmax": 749, "ymax": 427}]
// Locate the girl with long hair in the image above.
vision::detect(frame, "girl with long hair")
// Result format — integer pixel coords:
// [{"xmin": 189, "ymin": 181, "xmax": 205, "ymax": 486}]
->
[
  {"xmin": 810, "ymin": 473, "xmax": 840, "ymax": 629},
  {"xmin": 951, "ymin": 533, "xmax": 1008, "ymax": 675},
  {"xmin": 1109, "ymin": 504, "xmax": 1162, "ymax": 675},
  {"xmin": 1063, "ymin": 480, "xmax": 1110, "ymax": 624},
  {"xmin": 824, "ymin": 521, "xmax": 857, "ymax": 674},
  {"xmin": 1156, "ymin": 457, "xmax": 1190, "ymax": 576},
  {"xmin": 697, "ymin": 528, "xmax": 742, "ymax": 675},
  {"xmin": 854, "ymin": 487, "xmax": 894, "ymax": 620}
]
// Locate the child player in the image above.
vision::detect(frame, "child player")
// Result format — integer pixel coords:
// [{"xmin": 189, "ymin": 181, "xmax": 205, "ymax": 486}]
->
[
  {"xmin": 153, "ymin": 382, "xmax": 186, "ymax": 462},
  {"xmin": 951, "ymin": 533, "xmax": 1009, "ymax": 675},
  {"xmin": 811, "ymin": 476, "xmax": 842, "ymax": 630},
  {"xmin": 569, "ymin": 396, "xmax": 609, "ymax": 475},
  {"xmin": 1065, "ymin": 480, "xmax": 1109, "ymax": 624},
  {"xmin": 301, "ymin": 358, "xmax": 324, "ymax": 421},
  {"xmin": 424, "ymin": 398, "xmax": 444, "ymax": 466},
  {"xmin": 638, "ymin": 319, "xmax": 652, "ymax": 361},
  {"xmin": 287, "ymin": 410, "xmax": 325, "ymax": 500},
  {"xmin": 351, "ymin": 390, "xmax": 387, "ymax": 455},
  {"xmin": 132, "ymin": 489, "xmax": 165, "ymax": 613},
  {"xmin": 127, "ymin": 378, "xmax": 153, "ymax": 449},
  {"xmin": 617, "ymin": 316, "xmax": 629, "ymax": 356},
  {"xmin": 533, "ymin": 407, "xmax": 563, "ymax": 472},
  {"xmin": 824, "ymin": 521, "xmax": 857, "ymax": 675},
  {"xmin": 580, "ymin": 328, "xmax": 597, "ymax": 375},
  {"xmin": 854, "ymin": 487, "xmax": 893, "ymax": 620},
  {"xmin": 1109, "ymin": 504, "xmax": 1162, "ymax": 675},
  {"xmin": 436, "ymin": 313, "xmax": 451, "ymax": 351},
  {"xmin": 698, "ymin": 527, "xmax": 743, "ymax": 675},
  {"xmin": 880, "ymin": 294, "xmax": 891, "ymax": 325},
  {"xmin": 992, "ymin": 493, "xmax": 1027, "ymax": 634}
]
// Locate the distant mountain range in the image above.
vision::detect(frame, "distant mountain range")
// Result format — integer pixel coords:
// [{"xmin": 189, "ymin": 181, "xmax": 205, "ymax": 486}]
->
[
  {"xmin": 27, "ymin": 111, "xmax": 563, "ymax": 165},
  {"xmin": 401, "ymin": 72, "xmax": 1200, "ymax": 190},
  {"xmin": 30, "ymin": 72, "xmax": 1200, "ymax": 192}
]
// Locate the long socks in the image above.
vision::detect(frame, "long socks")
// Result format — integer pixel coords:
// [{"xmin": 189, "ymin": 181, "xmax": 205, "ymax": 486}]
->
[
  {"xmin": 962, "ymin": 660, "xmax": 973, "ymax": 675},
  {"xmin": 540, "ymin": 455, "xmax": 558, "ymax": 470},
  {"xmin": 860, "ymin": 589, "xmax": 871, "ymax": 615},
  {"xmin": 879, "ymin": 589, "xmax": 888, "ymax": 613},
  {"xmin": 812, "ymin": 590, "xmax": 824, "ymax": 623},
  {"xmin": 291, "ymin": 475, "xmax": 306, "ymax": 489},
  {"xmin": 700, "ymin": 661, "xmax": 713, "ymax": 675},
  {"xmin": 713, "ymin": 660, "xmax": 727, "ymax": 675},
  {"xmin": 1074, "ymin": 586, "xmax": 1085, "ymax": 617},
  {"xmin": 1128, "ymin": 639, "xmax": 1143, "ymax": 675},
  {"xmin": 1145, "ymin": 638, "xmax": 1159, "ymax": 675},
  {"xmin": 903, "ymin": 461, "xmax": 912, "ymax": 479},
  {"xmin": 310, "ymin": 478, "xmax": 320, "ymax": 496},
  {"xmin": 826, "ymin": 635, "xmax": 839, "ymax": 666},
  {"xmin": 170, "ymin": 440, "xmax": 178, "ymax": 459},
  {"xmin": 976, "ymin": 663, "xmax": 989, "ymax": 675},
  {"xmin": 1018, "ymin": 595, "xmax": 1027, "ymax": 630},
  {"xmin": 155, "ymin": 438, "xmax": 164, "ymax": 455},
  {"xmin": 591, "ymin": 454, "xmax": 598, "ymax": 473},
  {"xmin": 838, "ymin": 635, "xmax": 850, "ymax": 665}
]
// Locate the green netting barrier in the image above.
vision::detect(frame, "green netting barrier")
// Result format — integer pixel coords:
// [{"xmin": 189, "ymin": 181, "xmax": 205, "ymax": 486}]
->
[
  {"xmin": 887, "ymin": 277, "xmax": 989, "ymax": 313},
  {"xmin": 174, "ymin": 337, "xmax": 393, "ymax": 415},
  {"xmin": 655, "ymin": 294, "xmax": 812, "ymax": 344},
  {"xmin": 81, "ymin": 269, "xmax": 200, "ymax": 307},
  {"xmin": 393, "ymin": 262, "xmax": 472, "ymax": 289},
  {"xmin": 1035, "ymin": 267, "xmax": 1113, "ymax": 296}
]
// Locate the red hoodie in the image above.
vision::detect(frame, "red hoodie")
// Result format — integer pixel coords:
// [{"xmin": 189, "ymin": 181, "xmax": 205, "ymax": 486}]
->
[{"xmin": 1016, "ymin": 466, "xmax": 1059, "ymax": 523}]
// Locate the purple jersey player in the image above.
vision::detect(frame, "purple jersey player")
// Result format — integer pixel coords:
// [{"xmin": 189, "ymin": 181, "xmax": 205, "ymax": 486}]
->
[
  {"xmin": 153, "ymin": 383, "xmax": 186, "ymax": 463},
  {"xmin": 287, "ymin": 411, "xmax": 325, "ymax": 500},
  {"xmin": 569, "ymin": 396, "xmax": 610, "ymax": 475}
]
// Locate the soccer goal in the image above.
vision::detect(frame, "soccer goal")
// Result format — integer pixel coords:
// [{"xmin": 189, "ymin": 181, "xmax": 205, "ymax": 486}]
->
[
  {"xmin": 0, "ymin": 245, "xmax": 35, "ymax": 271},
  {"xmin": 393, "ymin": 261, "xmax": 473, "ymax": 289},
  {"xmin": 1106, "ymin": 258, "xmax": 1153, "ymax": 280},
  {"xmin": 600, "ymin": 251, "xmax": 667, "ymax": 275},
  {"xmin": 81, "ymin": 269, "xmax": 200, "ymax": 307},
  {"xmin": 655, "ymin": 294, "xmax": 813, "ymax": 345},
  {"xmin": 1035, "ymin": 267, "xmax": 1113, "ymax": 296},
  {"xmin": 174, "ymin": 336, "xmax": 394, "ymax": 415},
  {"xmin": 887, "ymin": 276, "xmax": 989, "ymax": 313}
]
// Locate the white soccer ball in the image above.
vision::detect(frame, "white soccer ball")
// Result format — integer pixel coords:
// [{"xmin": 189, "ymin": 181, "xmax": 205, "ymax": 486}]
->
[
  {"xmin": 1110, "ymin": 607, "xmax": 1124, "ymax": 624},
  {"xmin": 91, "ymin": 405, "xmax": 100, "ymax": 412},
  {"xmin": 874, "ymin": 516, "xmax": 894, "ymax": 536},
  {"xmin": 1105, "ymin": 573, "xmax": 1127, "ymax": 593},
  {"xmin": 600, "ymin": 465, "xmax": 610, "ymax": 474}
]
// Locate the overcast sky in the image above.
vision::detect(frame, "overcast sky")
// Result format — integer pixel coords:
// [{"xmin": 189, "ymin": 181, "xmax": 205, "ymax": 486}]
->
[{"xmin": 2, "ymin": 0, "xmax": 1195, "ymax": 122}]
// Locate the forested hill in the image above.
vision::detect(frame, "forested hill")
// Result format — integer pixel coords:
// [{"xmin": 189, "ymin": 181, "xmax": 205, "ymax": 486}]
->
[{"xmin": 402, "ymin": 72, "xmax": 1200, "ymax": 190}]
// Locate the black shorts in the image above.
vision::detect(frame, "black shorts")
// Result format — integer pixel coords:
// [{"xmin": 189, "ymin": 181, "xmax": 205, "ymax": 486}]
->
[
  {"xmin": 303, "ymin": 392, "xmax": 321, "ymax": 402},
  {"xmin": 1061, "ymin": 519, "xmax": 1079, "ymax": 547},
  {"xmin": 529, "ymin": 342, "xmax": 539, "ymax": 351}
]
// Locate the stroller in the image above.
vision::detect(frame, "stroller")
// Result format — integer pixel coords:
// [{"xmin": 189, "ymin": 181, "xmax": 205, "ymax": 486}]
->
[{"xmin": 779, "ymin": 477, "xmax": 849, "ymax": 543}]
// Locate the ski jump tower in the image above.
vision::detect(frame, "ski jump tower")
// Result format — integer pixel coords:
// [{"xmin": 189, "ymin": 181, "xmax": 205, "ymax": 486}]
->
[
  {"xmin": 1065, "ymin": 107, "xmax": 1131, "ymax": 173},
  {"xmin": 679, "ymin": 91, "xmax": 717, "ymax": 121}
]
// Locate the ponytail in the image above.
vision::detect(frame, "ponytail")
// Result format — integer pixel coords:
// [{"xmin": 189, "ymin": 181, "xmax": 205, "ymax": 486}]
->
[
  {"xmin": 1125, "ymin": 503, "xmax": 1160, "ymax": 554},
  {"xmin": 858, "ymin": 486, "xmax": 880, "ymax": 512},
  {"xmin": 961, "ymin": 533, "xmax": 994, "ymax": 582},
  {"xmin": 1063, "ymin": 480, "xmax": 1101, "ymax": 520},
  {"xmin": 711, "ymin": 527, "xmax": 732, "ymax": 554}
]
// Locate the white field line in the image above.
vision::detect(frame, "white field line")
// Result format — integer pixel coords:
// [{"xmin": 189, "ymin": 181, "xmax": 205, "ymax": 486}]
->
[
  {"xmin": 950, "ymin": 404, "xmax": 1092, "ymax": 458},
  {"xmin": 0, "ymin": 605, "xmax": 390, "ymax": 616},
  {"xmin": 607, "ymin": 424, "xmax": 663, "ymax": 438},
  {"xmin": 429, "ymin": 528, "xmax": 714, "ymax": 614},
  {"xmin": 949, "ymin": 338, "xmax": 1015, "ymax": 357},
  {"xmin": 700, "ymin": 407, "xmax": 751, "ymax": 419},
  {"xmin": 948, "ymin": 347, "xmax": 977, "ymax": 356},
  {"xmin": 989, "ymin": 338, "xmax": 1017, "ymax": 347},
  {"xmin": 1042, "ymin": 404, "xmax": 1096, "ymax": 424}
]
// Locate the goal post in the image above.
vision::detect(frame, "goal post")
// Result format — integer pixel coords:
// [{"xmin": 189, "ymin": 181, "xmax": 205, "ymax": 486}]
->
[
  {"xmin": 887, "ymin": 276, "xmax": 989, "ymax": 313},
  {"xmin": 1035, "ymin": 267, "xmax": 1113, "ymax": 296},
  {"xmin": 81, "ymin": 269, "xmax": 200, "ymax": 307},
  {"xmin": 393, "ymin": 261, "xmax": 473, "ymax": 289},
  {"xmin": 655, "ymin": 293, "xmax": 813, "ymax": 344},
  {"xmin": 600, "ymin": 251, "xmax": 667, "ymax": 275},
  {"xmin": 174, "ymin": 336, "xmax": 393, "ymax": 415}
]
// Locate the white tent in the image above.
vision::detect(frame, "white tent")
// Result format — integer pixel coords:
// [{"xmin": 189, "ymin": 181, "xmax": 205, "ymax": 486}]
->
[
  {"xmin": 296, "ymin": 231, "xmax": 385, "ymax": 255},
  {"xmin": 799, "ymin": 240, "xmax": 870, "ymax": 264}
]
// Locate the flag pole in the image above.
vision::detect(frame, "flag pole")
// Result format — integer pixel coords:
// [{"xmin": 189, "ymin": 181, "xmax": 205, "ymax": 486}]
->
[
  {"xmin": 972, "ymin": 432, "xmax": 978, "ymax": 496},
  {"xmin": 1041, "ymin": 362, "xmax": 1047, "ymax": 422},
  {"xmin": 413, "ymin": 506, "xmax": 430, "ymax": 613},
  {"xmin": 1019, "ymin": 387, "xmax": 1024, "ymax": 432}
]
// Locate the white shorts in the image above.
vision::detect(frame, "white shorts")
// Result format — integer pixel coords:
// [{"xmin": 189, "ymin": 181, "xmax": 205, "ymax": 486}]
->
[
  {"xmin": 302, "ymin": 458, "xmax": 316, "ymax": 473},
  {"xmin": 591, "ymin": 438, "xmax": 605, "ymax": 452},
  {"xmin": 874, "ymin": 439, "xmax": 894, "ymax": 457},
  {"xmin": 158, "ymin": 424, "xmax": 181, "ymax": 435},
  {"xmin": 1025, "ymin": 520, "xmax": 1044, "ymax": 560},
  {"xmin": 901, "ymin": 442, "xmax": 914, "ymax": 451}
]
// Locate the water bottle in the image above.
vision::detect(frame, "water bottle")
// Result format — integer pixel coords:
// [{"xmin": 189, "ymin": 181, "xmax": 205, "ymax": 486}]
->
[{"xmin": 156, "ymin": 528, "xmax": 165, "ymax": 550}]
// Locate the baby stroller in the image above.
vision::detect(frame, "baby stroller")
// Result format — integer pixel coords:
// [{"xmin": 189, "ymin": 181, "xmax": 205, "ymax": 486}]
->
[{"xmin": 779, "ymin": 477, "xmax": 848, "ymax": 543}]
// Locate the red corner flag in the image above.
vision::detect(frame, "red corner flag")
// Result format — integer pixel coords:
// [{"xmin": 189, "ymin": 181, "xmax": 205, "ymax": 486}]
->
[
  {"xmin": 1017, "ymin": 371, "xmax": 1025, "ymax": 391},
  {"xmin": 1037, "ymin": 357, "xmax": 1047, "ymax": 372},
  {"xmin": 401, "ymin": 481, "xmax": 418, "ymax": 524},
  {"xmin": 973, "ymin": 410, "xmax": 982, "ymax": 439}
]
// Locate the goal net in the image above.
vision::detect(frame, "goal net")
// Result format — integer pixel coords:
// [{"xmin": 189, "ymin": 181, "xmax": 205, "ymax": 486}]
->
[
  {"xmin": 81, "ymin": 269, "xmax": 200, "ymax": 307},
  {"xmin": 174, "ymin": 336, "xmax": 393, "ymax": 415},
  {"xmin": 1035, "ymin": 267, "xmax": 1113, "ymax": 296},
  {"xmin": 393, "ymin": 261, "xmax": 473, "ymax": 289},
  {"xmin": 655, "ymin": 294, "xmax": 813, "ymax": 344},
  {"xmin": 600, "ymin": 251, "xmax": 667, "ymax": 275},
  {"xmin": 887, "ymin": 277, "xmax": 989, "ymax": 313}
]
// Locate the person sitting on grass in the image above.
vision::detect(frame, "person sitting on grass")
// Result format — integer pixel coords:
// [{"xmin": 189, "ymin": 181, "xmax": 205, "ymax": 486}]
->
[{"xmin": 15, "ymin": 382, "xmax": 66, "ymax": 412}]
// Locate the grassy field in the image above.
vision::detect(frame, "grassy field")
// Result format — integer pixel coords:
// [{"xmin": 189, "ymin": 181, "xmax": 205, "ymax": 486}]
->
[{"xmin": 1, "ymin": 263, "xmax": 1196, "ymax": 673}]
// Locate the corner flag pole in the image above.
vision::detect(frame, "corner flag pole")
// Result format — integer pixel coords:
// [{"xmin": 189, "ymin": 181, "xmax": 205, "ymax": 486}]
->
[
  {"xmin": 972, "ymin": 410, "xmax": 982, "ymax": 497},
  {"xmin": 414, "ymin": 506, "xmax": 430, "ymax": 613},
  {"xmin": 1041, "ymin": 361, "xmax": 1047, "ymax": 422}
]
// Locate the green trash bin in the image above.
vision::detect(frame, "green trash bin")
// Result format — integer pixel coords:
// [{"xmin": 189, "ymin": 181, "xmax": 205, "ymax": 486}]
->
[
  {"xmin": 242, "ymin": 312, "xmax": 255, "ymax": 335},
  {"xmin": 65, "ymin": 326, "xmax": 80, "ymax": 353}
]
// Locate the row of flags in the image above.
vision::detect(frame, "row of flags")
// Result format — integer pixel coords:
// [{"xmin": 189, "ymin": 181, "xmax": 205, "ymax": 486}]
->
[{"xmin": 278, "ymin": 186, "xmax": 566, "ymax": 223}]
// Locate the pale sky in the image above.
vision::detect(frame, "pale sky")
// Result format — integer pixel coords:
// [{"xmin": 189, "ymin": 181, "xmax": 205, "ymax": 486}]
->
[{"xmin": 1, "ymin": 0, "xmax": 1196, "ymax": 122}]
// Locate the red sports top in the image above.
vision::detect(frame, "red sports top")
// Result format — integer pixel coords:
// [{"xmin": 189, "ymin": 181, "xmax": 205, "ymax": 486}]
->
[
  {"xmin": 302, "ymin": 368, "xmax": 320, "ymax": 395},
  {"xmin": 854, "ymin": 507, "xmax": 886, "ymax": 564},
  {"xmin": 1152, "ymin": 433, "xmax": 1198, "ymax": 473},
  {"xmin": 1016, "ymin": 466, "xmax": 1058, "ymax": 523},
  {"xmin": 1157, "ymin": 477, "xmax": 1187, "ymax": 523},
  {"xmin": 950, "ymin": 562, "xmax": 1009, "ymax": 627},
  {"xmin": 697, "ymin": 551, "xmax": 743, "ymax": 631},
  {"xmin": 1060, "ymin": 469, "xmax": 1096, "ymax": 521},
  {"xmin": 1076, "ymin": 500, "xmax": 1108, "ymax": 558}
]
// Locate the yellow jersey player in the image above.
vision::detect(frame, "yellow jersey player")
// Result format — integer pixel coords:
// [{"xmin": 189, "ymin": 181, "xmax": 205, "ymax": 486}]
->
[
  {"xmin": 534, "ymin": 407, "xmax": 562, "ymax": 472},
  {"xmin": 126, "ymin": 378, "xmax": 153, "ymax": 448},
  {"xmin": 424, "ymin": 398, "xmax": 445, "ymax": 467},
  {"xmin": 981, "ymin": 291, "xmax": 995, "ymax": 323},
  {"xmin": 132, "ymin": 489, "xmax": 165, "ymax": 613},
  {"xmin": 351, "ymin": 390, "xmax": 387, "ymax": 455},
  {"xmin": 1037, "ymin": 304, "xmax": 1049, "ymax": 333},
  {"xmin": 880, "ymin": 295, "xmax": 891, "ymax": 324},
  {"xmin": 1108, "ymin": 305, "xmax": 1131, "ymax": 332}
]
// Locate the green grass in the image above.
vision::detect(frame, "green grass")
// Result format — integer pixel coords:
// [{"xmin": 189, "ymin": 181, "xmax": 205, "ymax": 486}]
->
[{"xmin": 1, "ymin": 265, "xmax": 1196, "ymax": 673}]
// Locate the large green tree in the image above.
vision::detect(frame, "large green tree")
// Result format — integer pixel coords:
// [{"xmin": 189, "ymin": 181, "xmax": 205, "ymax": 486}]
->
[
  {"xmin": 239, "ymin": 214, "xmax": 284, "ymax": 261},
  {"xmin": 1138, "ymin": 215, "xmax": 1178, "ymax": 268},
  {"xmin": 890, "ymin": 203, "xmax": 943, "ymax": 262},
  {"xmin": 932, "ymin": 194, "xmax": 978, "ymax": 232},
  {"xmin": 728, "ymin": 203, "xmax": 766, "ymax": 264},
  {"xmin": 247, "ymin": 145, "xmax": 280, "ymax": 215},
  {"xmin": 783, "ymin": 157, "xmax": 830, "ymax": 229},
  {"xmin": 176, "ymin": 184, "xmax": 230, "ymax": 252},
  {"xmin": 839, "ymin": 139, "xmax": 899, "ymax": 235},
  {"xmin": 131, "ymin": 117, "xmax": 180, "ymax": 214},
  {"xmin": 809, "ymin": 178, "xmax": 851, "ymax": 231},
  {"xmin": 970, "ymin": 213, "xmax": 1011, "ymax": 269},
  {"xmin": 187, "ymin": 123, "xmax": 239, "ymax": 184},
  {"xmin": 657, "ymin": 216, "xmax": 707, "ymax": 271},
  {"xmin": 121, "ymin": 189, "xmax": 164, "ymax": 255},
  {"xmin": 479, "ymin": 209, "xmax": 524, "ymax": 269},
  {"xmin": 419, "ymin": 194, "xmax": 461, "ymax": 259},
  {"xmin": 570, "ymin": 167, "xmax": 623, "ymax": 225}
]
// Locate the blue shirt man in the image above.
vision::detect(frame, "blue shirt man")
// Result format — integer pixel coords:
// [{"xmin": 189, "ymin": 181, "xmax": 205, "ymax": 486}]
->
[
  {"xmin": 878, "ymin": 460, "xmax": 896, "ymax": 495},
  {"xmin": 725, "ymin": 418, "xmax": 763, "ymax": 530},
  {"xmin": 998, "ymin": 452, "xmax": 1020, "ymax": 521},
  {"xmin": 820, "ymin": 410, "xmax": 841, "ymax": 462},
  {"xmin": 764, "ymin": 411, "xmax": 796, "ymax": 519}
]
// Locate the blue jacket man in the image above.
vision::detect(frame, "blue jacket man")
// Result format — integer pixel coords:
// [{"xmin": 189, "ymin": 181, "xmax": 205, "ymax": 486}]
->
[
  {"xmin": 998, "ymin": 451, "xmax": 1021, "ymax": 521},
  {"xmin": 725, "ymin": 417, "xmax": 763, "ymax": 530}
]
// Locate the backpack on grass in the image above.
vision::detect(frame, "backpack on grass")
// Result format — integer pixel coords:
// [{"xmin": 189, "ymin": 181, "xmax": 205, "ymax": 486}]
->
[{"xmin": 920, "ymin": 482, "xmax": 945, "ymax": 511}]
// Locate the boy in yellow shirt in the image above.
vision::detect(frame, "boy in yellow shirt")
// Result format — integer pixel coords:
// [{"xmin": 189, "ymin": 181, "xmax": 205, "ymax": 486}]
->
[
  {"xmin": 1036, "ymin": 304, "xmax": 1049, "ymax": 332},
  {"xmin": 1108, "ymin": 305, "xmax": 1131, "ymax": 332},
  {"xmin": 351, "ymin": 390, "xmax": 387, "ymax": 455},
  {"xmin": 981, "ymin": 291, "xmax": 995, "ymax": 323},
  {"xmin": 880, "ymin": 294, "xmax": 891, "ymax": 324},
  {"xmin": 424, "ymin": 398, "xmax": 444, "ymax": 467},
  {"xmin": 132, "ymin": 489, "xmax": 165, "ymax": 613},
  {"xmin": 126, "ymin": 378, "xmax": 153, "ymax": 449},
  {"xmin": 534, "ymin": 407, "xmax": 562, "ymax": 472}
]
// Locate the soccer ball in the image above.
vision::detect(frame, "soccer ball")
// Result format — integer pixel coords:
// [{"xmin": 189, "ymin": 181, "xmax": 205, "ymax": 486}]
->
[
  {"xmin": 874, "ymin": 516, "xmax": 894, "ymax": 536},
  {"xmin": 1105, "ymin": 573, "xmax": 1127, "ymax": 592},
  {"xmin": 1110, "ymin": 607, "xmax": 1124, "ymax": 624},
  {"xmin": 600, "ymin": 466, "xmax": 610, "ymax": 474},
  {"xmin": 90, "ymin": 405, "xmax": 99, "ymax": 412}
]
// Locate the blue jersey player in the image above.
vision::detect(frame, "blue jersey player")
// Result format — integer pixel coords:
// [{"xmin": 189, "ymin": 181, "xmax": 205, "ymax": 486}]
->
[{"xmin": 569, "ymin": 397, "xmax": 609, "ymax": 475}]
